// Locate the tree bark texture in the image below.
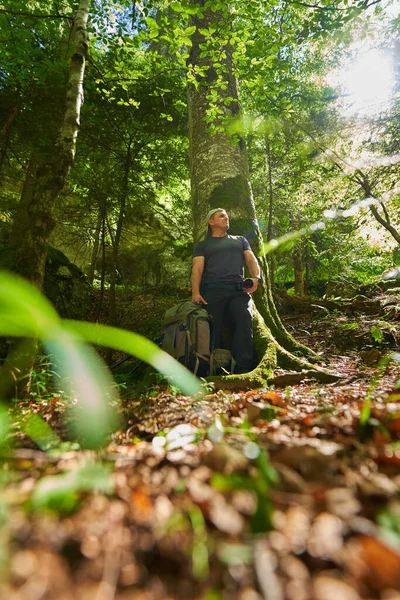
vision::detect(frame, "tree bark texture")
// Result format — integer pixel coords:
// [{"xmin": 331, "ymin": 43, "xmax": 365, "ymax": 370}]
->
[
  {"xmin": 87, "ymin": 208, "xmax": 103, "ymax": 286},
  {"xmin": 188, "ymin": 1, "xmax": 331, "ymax": 386},
  {"xmin": 0, "ymin": 103, "xmax": 20, "ymax": 173},
  {"xmin": 13, "ymin": 0, "xmax": 90, "ymax": 288},
  {"xmin": 106, "ymin": 143, "xmax": 131, "ymax": 363},
  {"xmin": 293, "ymin": 243, "xmax": 305, "ymax": 297},
  {"xmin": 266, "ymin": 140, "xmax": 275, "ymax": 285}
]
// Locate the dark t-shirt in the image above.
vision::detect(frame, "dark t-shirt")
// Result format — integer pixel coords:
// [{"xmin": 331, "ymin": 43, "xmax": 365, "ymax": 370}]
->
[{"xmin": 193, "ymin": 235, "xmax": 250, "ymax": 284}]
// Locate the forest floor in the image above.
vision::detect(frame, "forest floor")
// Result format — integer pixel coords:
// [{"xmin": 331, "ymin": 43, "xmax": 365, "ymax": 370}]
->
[{"xmin": 1, "ymin": 303, "xmax": 400, "ymax": 600}]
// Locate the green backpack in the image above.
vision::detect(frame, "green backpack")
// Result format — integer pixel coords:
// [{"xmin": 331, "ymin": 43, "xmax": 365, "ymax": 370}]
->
[{"xmin": 161, "ymin": 301, "xmax": 212, "ymax": 376}]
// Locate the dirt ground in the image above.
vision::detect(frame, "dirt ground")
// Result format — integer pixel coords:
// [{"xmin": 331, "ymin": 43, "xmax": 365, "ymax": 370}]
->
[{"xmin": 1, "ymin": 307, "xmax": 400, "ymax": 600}]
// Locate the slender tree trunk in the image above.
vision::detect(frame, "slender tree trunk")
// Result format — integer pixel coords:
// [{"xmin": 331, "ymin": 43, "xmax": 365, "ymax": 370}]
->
[
  {"xmin": 13, "ymin": 0, "xmax": 90, "ymax": 288},
  {"xmin": 0, "ymin": 103, "xmax": 20, "ymax": 172},
  {"xmin": 266, "ymin": 140, "xmax": 275, "ymax": 286},
  {"xmin": 187, "ymin": 1, "xmax": 332, "ymax": 387},
  {"xmin": 106, "ymin": 144, "xmax": 131, "ymax": 363},
  {"xmin": 292, "ymin": 243, "xmax": 304, "ymax": 297},
  {"xmin": 87, "ymin": 206, "xmax": 103, "ymax": 286}
]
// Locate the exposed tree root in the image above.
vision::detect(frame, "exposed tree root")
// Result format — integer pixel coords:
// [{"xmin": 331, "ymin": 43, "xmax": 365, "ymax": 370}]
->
[{"xmin": 208, "ymin": 309, "xmax": 342, "ymax": 391}]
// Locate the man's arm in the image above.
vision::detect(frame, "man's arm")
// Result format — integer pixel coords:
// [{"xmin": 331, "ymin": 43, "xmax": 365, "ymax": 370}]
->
[
  {"xmin": 244, "ymin": 249, "xmax": 261, "ymax": 293},
  {"xmin": 191, "ymin": 256, "xmax": 207, "ymax": 304}
]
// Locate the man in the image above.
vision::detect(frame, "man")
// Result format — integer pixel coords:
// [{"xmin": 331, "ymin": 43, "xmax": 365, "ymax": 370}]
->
[{"xmin": 191, "ymin": 208, "xmax": 261, "ymax": 374}]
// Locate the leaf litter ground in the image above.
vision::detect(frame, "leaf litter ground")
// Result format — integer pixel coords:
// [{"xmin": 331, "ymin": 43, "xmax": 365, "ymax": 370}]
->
[{"xmin": 1, "ymin": 310, "xmax": 400, "ymax": 600}]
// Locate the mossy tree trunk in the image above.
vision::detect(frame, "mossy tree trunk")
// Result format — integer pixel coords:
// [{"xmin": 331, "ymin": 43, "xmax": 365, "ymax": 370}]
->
[
  {"xmin": 0, "ymin": 103, "xmax": 20, "ymax": 173},
  {"xmin": 187, "ymin": 1, "xmax": 334, "ymax": 387},
  {"xmin": 12, "ymin": 0, "xmax": 90, "ymax": 288},
  {"xmin": 0, "ymin": 0, "xmax": 90, "ymax": 398}
]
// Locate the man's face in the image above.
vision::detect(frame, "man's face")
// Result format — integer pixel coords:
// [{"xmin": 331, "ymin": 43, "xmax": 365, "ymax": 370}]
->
[{"xmin": 209, "ymin": 210, "xmax": 229, "ymax": 229}]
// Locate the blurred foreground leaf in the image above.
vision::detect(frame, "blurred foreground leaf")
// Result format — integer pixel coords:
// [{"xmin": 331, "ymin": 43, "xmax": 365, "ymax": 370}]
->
[
  {"xmin": 0, "ymin": 271, "xmax": 201, "ymax": 449},
  {"xmin": 31, "ymin": 462, "xmax": 114, "ymax": 513}
]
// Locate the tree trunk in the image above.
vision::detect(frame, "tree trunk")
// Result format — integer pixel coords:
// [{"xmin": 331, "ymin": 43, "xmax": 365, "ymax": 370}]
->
[
  {"xmin": 187, "ymin": 1, "xmax": 334, "ymax": 387},
  {"xmin": 106, "ymin": 143, "xmax": 131, "ymax": 363},
  {"xmin": 266, "ymin": 140, "xmax": 275, "ymax": 286},
  {"xmin": 0, "ymin": 0, "xmax": 90, "ymax": 398},
  {"xmin": 0, "ymin": 152, "xmax": 40, "ymax": 270},
  {"xmin": 87, "ymin": 206, "xmax": 103, "ymax": 286},
  {"xmin": 0, "ymin": 103, "xmax": 20, "ymax": 172},
  {"xmin": 13, "ymin": 0, "xmax": 90, "ymax": 288},
  {"xmin": 292, "ymin": 242, "xmax": 305, "ymax": 297}
]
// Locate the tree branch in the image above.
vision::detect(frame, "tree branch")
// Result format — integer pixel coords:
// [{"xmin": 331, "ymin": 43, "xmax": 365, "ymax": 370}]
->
[
  {"xmin": 287, "ymin": 0, "xmax": 381, "ymax": 10},
  {"xmin": 0, "ymin": 8, "xmax": 73, "ymax": 20},
  {"xmin": 288, "ymin": 1, "xmax": 345, "ymax": 11}
]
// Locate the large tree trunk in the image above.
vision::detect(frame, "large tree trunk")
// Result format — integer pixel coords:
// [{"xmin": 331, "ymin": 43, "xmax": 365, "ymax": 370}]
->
[
  {"xmin": 187, "ymin": 1, "xmax": 334, "ymax": 387},
  {"xmin": 0, "ymin": 0, "xmax": 90, "ymax": 398},
  {"xmin": 0, "ymin": 103, "xmax": 20, "ymax": 173},
  {"xmin": 13, "ymin": 0, "xmax": 90, "ymax": 288}
]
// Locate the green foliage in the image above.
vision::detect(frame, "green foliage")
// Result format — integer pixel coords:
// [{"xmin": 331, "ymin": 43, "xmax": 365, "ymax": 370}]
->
[
  {"xmin": 30, "ymin": 461, "xmax": 114, "ymax": 514},
  {"xmin": 371, "ymin": 325, "xmax": 385, "ymax": 345},
  {"xmin": 378, "ymin": 507, "xmax": 400, "ymax": 549},
  {"xmin": 208, "ymin": 417, "xmax": 278, "ymax": 534},
  {"xmin": 0, "ymin": 271, "xmax": 201, "ymax": 447},
  {"xmin": 340, "ymin": 322, "xmax": 359, "ymax": 331},
  {"xmin": 358, "ymin": 354, "xmax": 398, "ymax": 439}
]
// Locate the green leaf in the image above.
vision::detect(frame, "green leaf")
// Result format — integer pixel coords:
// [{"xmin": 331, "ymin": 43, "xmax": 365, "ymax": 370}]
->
[
  {"xmin": 21, "ymin": 413, "xmax": 61, "ymax": 452},
  {"xmin": 184, "ymin": 26, "xmax": 196, "ymax": 36},
  {"xmin": 146, "ymin": 16, "xmax": 158, "ymax": 30},
  {"xmin": 0, "ymin": 272, "xmax": 60, "ymax": 338},
  {"xmin": 63, "ymin": 320, "xmax": 202, "ymax": 396},
  {"xmin": 31, "ymin": 462, "xmax": 113, "ymax": 513},
  {"xmin": 170, "ymin": 1, "xmax": 183, "ymax": 12}
]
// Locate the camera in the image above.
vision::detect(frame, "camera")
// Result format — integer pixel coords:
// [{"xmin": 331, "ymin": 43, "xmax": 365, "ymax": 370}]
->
[{"xmin": 236, "ymin": 278, "xmax": 254, "ymax": 291}]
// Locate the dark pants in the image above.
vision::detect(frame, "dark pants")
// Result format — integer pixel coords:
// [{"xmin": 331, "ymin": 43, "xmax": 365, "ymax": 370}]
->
[{"xmin": 202, "ymin": 284, "xmax": 254, "ymax": 374}]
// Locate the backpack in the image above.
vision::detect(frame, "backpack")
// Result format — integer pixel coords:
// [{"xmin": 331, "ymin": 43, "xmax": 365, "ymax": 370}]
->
[
  {"xmin": 209, "ymin": 348, "xmax": 235, "ymax": 376},
  {"xmin": 161, "ymin": 301, "xmax": 212, "ymax": 376}
]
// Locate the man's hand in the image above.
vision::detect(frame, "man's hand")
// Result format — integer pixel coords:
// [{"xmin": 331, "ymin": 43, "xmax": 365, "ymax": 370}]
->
[
  {"xmin": 245, "ymin": 278, "xmax": 259, "ymax": 294},
  {"xmin": 192, "ymin": 293, "xmax": 208, "ymax": 305}
]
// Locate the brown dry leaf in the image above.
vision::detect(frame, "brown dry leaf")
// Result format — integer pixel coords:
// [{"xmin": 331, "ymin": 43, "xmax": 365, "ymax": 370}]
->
[
  {"xmin": 325, "ymin": 488, "xmax": 361, "ymax": 521},
  {"xmin": 208, "ymin": 495, "xmax": 245, "ymax": 535},
  {"xmin": 244, "ymin": 389, "xmax": 261, "ymax": 400},
  {"xmin": 237, "ymin": 588, "xmax": 263, "ymax": 600},
  {"xmin": 375, "ymin": 446, "xmax": 400, "ymax": 467},
  {"xmin": 347, "ymin": 535, "xmax": 400, "ymax": 592},
  {"xmin": 313, "ymin": 574, "xmax": 361, "ymax": 600},
  {"xmin": 388, "ymin": 418, "xmax": 400, "ymax": 434},
  {"xmin": 307, "ymin": 512, "xmax": 344, "ymax": 560},
  {"xmin": 281, "ymin": 555, "xmax": 311, "ymax": 600},
  {"xmin": 261, "ymin": 391, "xmax": 286, "ymax": 407},
  {"xmin": 204, "ymin": 443, "xmax": 248, "ymax": 474},
  {"xmin": 246, "ymin": 403, "xmax": 263, "ymax": 423},
  {"xmin": 254, "ymin": 539, "xmax": 284, "ymax": 600},
  {"xmin": 282, "ymin": 506, "xmax": 311, "ymax": 554},
  {"xmin": 130, "ymin": 485, "xmax": 154, "ymax": 524}
]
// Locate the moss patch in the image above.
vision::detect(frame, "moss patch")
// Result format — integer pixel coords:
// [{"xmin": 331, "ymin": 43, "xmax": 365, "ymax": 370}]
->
[{"xmin": 209, "ymin": 175, "xmax": 251, "ymax": 211}]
